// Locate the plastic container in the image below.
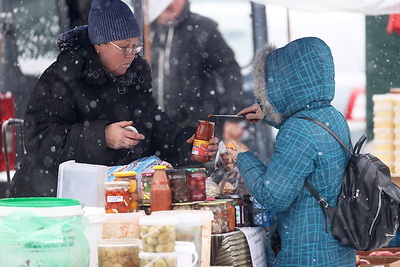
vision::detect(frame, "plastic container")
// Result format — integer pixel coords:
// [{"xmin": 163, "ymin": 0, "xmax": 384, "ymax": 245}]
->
[
  {"xmin": 139, "ymin": 215, "xmax": 177, "ymax": 253},
  {"xmin": 97, "ymin": 238, "xmax": 141, "ymax": 267},
  {"xmin": 197, "ymin": 201, "xmax": 230, "ymax": 234},
  {"xmin": 0, "ymin": 197, "xmax": 82, "ymax": 219},
  {"xmin": 0, "ymin": 198, "xmax": 87, "ymax": 266},
  {"xmin": 186, "ymin": 168, "xmax": 207, "ymax": 201},
  {"xmin": 102, "ymin": 211, "xmax": 146, "ymax": 239},
  {"xmin": 175, "ymin": 241, "xmax": 198, "ymax": 267},
  {"xmin": 114, "ymin": 171, "xmax": 139, "ymax": 212},
  {"xmin": 57, "ymin": 160, "xmax": 108, "ymax": 207},
  {"xmin": 104, "ymin": 181, "xmax": 131, "ymax": 213},
  {"xmin": 83, "ymin": 207, "xmax": 105, "ymax": 267},
  {"xmin": 139, "ymin": 251, "xmax": 177, "ymax": 267},
  {"xmin": 151, "ymin": 211, "xmax": 203, "ymax": 267},
  {"xmin": 152, "ymin": 210, "xmax": 213, "ymax": 267},
  {"xmin": 167, "ymin": 169, "xmax": 189, "ymax": 203}
]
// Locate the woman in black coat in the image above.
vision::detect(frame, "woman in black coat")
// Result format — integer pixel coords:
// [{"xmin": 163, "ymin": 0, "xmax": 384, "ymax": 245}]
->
[{"xmin": 11, "ymin": 0, "xmax": 217, "ymax": 197}]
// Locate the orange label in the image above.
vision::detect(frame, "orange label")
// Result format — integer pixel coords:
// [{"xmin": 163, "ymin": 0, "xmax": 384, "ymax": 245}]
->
[{"xmin": 192, "ymin": 139, "xmax": 210, "ymax": 156}]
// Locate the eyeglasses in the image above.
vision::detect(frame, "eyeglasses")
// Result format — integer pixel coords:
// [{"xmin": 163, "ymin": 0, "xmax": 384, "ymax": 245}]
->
[{"xmin": 109, "ymin": 41, "xmax": 142, "ymax": 55}]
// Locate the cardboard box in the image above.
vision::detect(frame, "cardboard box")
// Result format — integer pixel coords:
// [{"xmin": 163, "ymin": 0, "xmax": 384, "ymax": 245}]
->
[
  {"xmin": 392, "ymin": 176, "xmax": 400, "ymax": 187},
  {"xmin": 359, "ymin": 256, "xmax": 400, "ymax": 267}
]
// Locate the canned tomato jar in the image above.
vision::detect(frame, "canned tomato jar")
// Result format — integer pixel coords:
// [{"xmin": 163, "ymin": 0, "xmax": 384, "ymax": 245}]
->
[
  {"xmin": 114, "ymin": 171, "xmax": 138, "ymax": 212},
  {"xmin": 104, "ymin": 181, "xmax": 131, "ymax": 213}
]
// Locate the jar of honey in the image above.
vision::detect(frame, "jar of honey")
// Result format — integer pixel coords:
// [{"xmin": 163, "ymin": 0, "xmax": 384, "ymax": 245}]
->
[
  {"xmin": 104, "ymin": 181, "xmax": 131, "ymax": 213},
  {"xmin": 114, "ymin": 171, "xmax": 138, "ymax": 212},
  {"xmin": 191, "ymin": 120, "xmax": 215, "ymax": 162}
]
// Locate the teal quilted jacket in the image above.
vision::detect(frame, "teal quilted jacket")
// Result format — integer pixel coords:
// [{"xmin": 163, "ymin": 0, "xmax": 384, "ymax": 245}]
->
[{"xmin": 237, "ymin": 37, "xmax": 356, "ymax": 266}]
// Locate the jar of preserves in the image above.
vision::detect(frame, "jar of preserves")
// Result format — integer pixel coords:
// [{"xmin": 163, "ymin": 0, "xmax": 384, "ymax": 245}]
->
[
  {"xmin": 172, "ymin": 202, "xmax": 196, "ymax": 211},
  {"xmin": 197, "ymin": 201, "xmax": 230, "ymax": 234},
  {"xmin": 191, "ymin": 120, "xmax": 215, "ymax": 162},
  {"xmin": 150, "ymin": 166, "xmax": 172, "ymax": 212},
  {"xmin": 140, "ymin": 172, "xmax": 153, "ymax": 204},
  {"xmin": 104, "ymin": 181, "xmax": 131, "ymax": 213},
  {"xmin": 187, "ymin": 168, "xmax": 206, "ymax": 202},
  {"xmin": 114, "ymin": 171, "xmax": 138, "ymax": 212},
  {"xmin": 216, "ymin": 199, "xmax": 236, "ymax": 232},
  {"xmin": 166, "ymin": 169, "xmax": 189, "ymax": 203}
]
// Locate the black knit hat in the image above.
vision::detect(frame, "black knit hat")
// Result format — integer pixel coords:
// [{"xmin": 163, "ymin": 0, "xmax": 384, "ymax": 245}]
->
[{"xmin": 88, "ymin": 0, "xmax": 141, "ymax": 45}]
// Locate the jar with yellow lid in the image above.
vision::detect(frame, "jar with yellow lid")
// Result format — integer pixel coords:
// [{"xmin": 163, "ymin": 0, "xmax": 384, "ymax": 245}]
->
[{"xmin": 114, "ymin": 171, "xmax": 138, "ymax": 212}]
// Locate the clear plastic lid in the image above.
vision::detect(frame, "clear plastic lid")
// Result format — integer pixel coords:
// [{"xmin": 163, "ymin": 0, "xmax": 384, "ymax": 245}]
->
[
  {"xmin": 139, "ymin": 215, "xmax": 177, "ymax": 226},
  {"xmin": 96, "ymin": 238, "xmax": 142, "ymax": 248}
]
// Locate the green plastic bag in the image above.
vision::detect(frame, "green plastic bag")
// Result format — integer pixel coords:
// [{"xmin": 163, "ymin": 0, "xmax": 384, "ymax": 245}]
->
[{"xmin": 0, "ymin": 211, "xmax": 90, "ymax": 267}]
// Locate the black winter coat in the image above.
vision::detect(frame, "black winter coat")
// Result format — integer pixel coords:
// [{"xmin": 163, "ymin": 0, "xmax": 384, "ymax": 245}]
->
[
  {"xmin": 11, "ymin": 26, "xmax": 194, "ymax": 197},
  {"xmin": 150, "ymin": 3, "xmax": 243, "ymax": 128}
]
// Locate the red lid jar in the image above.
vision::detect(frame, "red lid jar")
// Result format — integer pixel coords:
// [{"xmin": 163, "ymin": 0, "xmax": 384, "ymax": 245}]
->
[{"xmin": 191, "ymin": 120, "xmax": 215, "ymax": 162}]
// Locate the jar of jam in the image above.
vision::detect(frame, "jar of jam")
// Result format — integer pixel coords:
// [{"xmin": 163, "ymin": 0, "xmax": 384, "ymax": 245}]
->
[
  {"xmin": 104, "ymin": 181, "xmax": 131, "ymax": 213},
  {"xmin": 114, "ymin": 171, "xmax": 138, "ymax": 212},
  {"xmin": 191, "ymin": 120, "xmax": 215, "ymax": 162},
  {"xmin": 166, "ymin": 169, "xmax": 189, "ymax": 203},
  {"xmin": 216, "ymin": 200, "xmax": 236, "ymax": 232},
  {"xmin": 186, "ymin": 168, "xmax": 206, "ymax": 202},
  {"xmin": 197, "ymin": 201, "xmax": 230, "ymax": 234},
  {"xmin": 140, "ymin": 172, "xmax": 153, "ymax": 204},
  {"xmin": 150, "ymin": 165, "xmax": 172, "ymax": 212}
]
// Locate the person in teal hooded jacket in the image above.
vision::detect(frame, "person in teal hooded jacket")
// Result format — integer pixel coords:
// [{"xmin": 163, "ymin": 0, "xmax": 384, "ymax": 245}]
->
[{"xmin": 226, "ymin": 37, "xmax": 356, "ymax": 266}]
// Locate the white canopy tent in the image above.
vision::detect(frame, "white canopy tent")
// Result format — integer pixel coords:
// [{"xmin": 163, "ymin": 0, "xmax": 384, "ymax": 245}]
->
[{"xmin": 250, "ymin": 0, "xmax": 400, "ymax": 15}]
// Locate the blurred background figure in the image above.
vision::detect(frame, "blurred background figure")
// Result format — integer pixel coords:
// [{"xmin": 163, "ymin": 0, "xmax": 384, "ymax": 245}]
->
[{"xmin": 148, "ymin": 0, "xmax": 245, "ymax": 144}]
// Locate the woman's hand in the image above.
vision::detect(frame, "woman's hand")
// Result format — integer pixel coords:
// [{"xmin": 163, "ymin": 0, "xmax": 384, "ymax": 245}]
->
[
  {"xmin": 226, "ymin": 140, "xmax": 249, "ymax": 161},
  {"xmin": 187, "ymin": 135, "xmax": 219, "ymax": 161},
  {"xmin": 105, "ymin": 121, "xmax": 145, "ymax": 149},
  {"xmin": 237, "ymin": 103, "xmax": 264, "ymax": 124}
]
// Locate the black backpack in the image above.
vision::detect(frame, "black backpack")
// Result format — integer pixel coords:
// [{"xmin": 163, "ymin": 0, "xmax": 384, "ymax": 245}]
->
[{"xmin": 300, "ymin": 117, "xmax": 400, "ymax": 251}]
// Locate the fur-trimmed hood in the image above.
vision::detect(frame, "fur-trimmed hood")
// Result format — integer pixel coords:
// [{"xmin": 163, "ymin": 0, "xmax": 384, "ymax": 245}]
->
[{"xmin": 252, "ymin": 37, "xmax": 335, "ymax": 128}]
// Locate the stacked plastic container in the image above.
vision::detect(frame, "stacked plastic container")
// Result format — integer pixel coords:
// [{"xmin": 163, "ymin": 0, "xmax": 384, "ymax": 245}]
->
[
  {"xmin": 393, "ymin": 93, "xmax": 400, "ymax": 174},
  {"xmin": 373, "ymin": 94, "xmax": 395, "ymax": 173}
]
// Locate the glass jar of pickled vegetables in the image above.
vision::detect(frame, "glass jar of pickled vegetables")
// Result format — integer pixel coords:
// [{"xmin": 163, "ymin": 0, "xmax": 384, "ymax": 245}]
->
[
  {"xmin": 114, "ymin": 171, "xmax": 138, "ymax": 212},
  {"xmin": 104, "ymin": 181, "xmax": 130, "ymax": 213},
  {"xmin": 167, "ymin": 169, "xmax": 189, "ymax": 203},
  {"xmin": 186, "ymin": 168, "xmax": 206, "ymax": 202},
  {"xmin": 140, "ymin": 172, "xmax": 153, "ymax": 205}
]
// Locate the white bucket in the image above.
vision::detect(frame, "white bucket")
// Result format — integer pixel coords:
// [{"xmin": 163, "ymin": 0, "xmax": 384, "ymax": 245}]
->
[
  {"xmin": 0, "ymin": 197, "xmax": 82, "ymax": 219},
  {"xmin": 83, "ymin": 207, "xmax": 105, "ymax": 267}
]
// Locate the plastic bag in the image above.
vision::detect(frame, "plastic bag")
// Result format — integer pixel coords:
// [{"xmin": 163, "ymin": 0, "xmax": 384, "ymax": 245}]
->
[
  {"xmin": 212, "ymin": 142, "xmax": 250, "ymax": 195},
  {"xmin": 0, "ymin": 211, "xmax": 90, "ymax": 267},
  {"xmin": 218, "ymin": 168, "xmax": 251, "ymax": 195},
  {"xmin": 108, "ymin": 155, "xmax": 173, "ymax": 181}
]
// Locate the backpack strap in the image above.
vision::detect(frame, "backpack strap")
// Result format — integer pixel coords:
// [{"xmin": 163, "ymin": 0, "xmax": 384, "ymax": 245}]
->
[
  {"xmin": 298, "ymin": 116, "xmax": 353, "ymax": 155},
  {"xmin": 298, "ymin": 116, "xmax": 352, "ymax": 233}
]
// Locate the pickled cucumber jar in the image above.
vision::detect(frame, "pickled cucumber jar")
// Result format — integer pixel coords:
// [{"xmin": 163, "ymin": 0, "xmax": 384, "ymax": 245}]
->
[{"xmin": 114, "ymin": 171, "xmax": 138, "ymax": 212}]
